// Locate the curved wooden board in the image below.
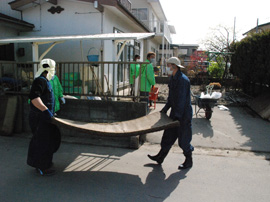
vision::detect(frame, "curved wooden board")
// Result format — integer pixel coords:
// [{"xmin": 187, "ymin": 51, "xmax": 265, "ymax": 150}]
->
[{"xmin": 51, "ymin": 112, "xmax": 180, "ymax": 137}]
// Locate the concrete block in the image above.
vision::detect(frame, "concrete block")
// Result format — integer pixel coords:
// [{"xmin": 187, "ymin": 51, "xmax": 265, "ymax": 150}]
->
[
  {"xmin": 0, "ymin": 96, "xmax": 17, "ymax": 136},
  {"xmin": 155, "ymin": 76, "xmax": 170, "ymax": 84},
  {"xmin": 248, "ymin": 92, "xmax": 270, "ymax": 120},
  {"xmin": 14, "ymin": 96, "xmax": 23, "ymax": 133},
  {"xmin": 22, "ymin": 96, "xmax": 31, "ymax": 133}
]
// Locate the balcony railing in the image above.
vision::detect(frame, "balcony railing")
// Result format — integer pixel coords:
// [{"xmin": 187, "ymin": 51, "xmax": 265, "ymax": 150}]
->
[
  {"xmin": 138, "ymin": 19, "xmax": 172, "ymax": 43},
  {"xmin": 117, "ymin": 0, "xmax": 131, "ymax": 11},
  {"xmin": 0, "ymin": 61, "xmax": 150, "ymax": 101}
]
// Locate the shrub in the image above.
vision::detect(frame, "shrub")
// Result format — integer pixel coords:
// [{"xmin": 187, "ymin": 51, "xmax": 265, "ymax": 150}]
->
[
  {"xmin": 208, "ymin": 62, "xmax": 224, "ymax": 78},
  {"xmin": 230, "ymin": 30, "xmax": 270, "ymax": 94}
]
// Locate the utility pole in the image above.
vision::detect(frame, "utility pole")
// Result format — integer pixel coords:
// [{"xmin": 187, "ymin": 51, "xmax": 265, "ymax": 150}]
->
[
  {"xmin": 233, "ymin": 17, "xmax": 236, "ymax": 42},
  {"xmin": 256, "ymin": 18, "xmax": 259, "ymax": 33}
]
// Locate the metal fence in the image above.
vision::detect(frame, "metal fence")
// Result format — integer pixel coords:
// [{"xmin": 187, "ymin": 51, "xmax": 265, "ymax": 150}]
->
[{"xmin": 0, "ymin": 61, "xmax": 150, "ymax": 101}]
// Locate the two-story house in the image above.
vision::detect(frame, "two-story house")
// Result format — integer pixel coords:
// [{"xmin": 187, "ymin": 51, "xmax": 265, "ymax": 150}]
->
[
  {"xmin": 1, "ymin": 0, "xmax": 174, "ymax": 97},
  {"xmin": 130, "ymin": 0, "xmax": 175, "ymax": 67}
]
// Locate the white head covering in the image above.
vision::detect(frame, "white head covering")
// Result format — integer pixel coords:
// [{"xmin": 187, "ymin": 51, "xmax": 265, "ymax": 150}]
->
[
  {"xmin": 35, "ymin": 58, "xmax": 56, "ymax": 81},
  {"xmin": 167, "ymin": 57, "xmax": 185, "ymax": 68}
]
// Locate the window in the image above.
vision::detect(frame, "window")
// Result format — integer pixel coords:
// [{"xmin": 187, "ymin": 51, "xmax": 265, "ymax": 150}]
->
[
  {"xmin": 0, "ymin": 44, "xmax": 14, "ymax": 61},
  {"xmin": 131, "ymin": 9, "xmax": 137, "ymax": 17},
  {"xmin": 132, "ymin": 8, "xmax": 148, "ymax": 21},
  {"xmin": 179, "ymin": 49, "xmax": 188, "ymax": 55},
  {"xmin": 160, "ymin": 23, "xmax": 164, "ymax": 33}
]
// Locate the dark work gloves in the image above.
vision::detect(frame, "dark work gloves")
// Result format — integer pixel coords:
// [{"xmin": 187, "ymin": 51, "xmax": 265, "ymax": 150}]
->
[{"xmin": 41, "ymin": 109, "xmax": 53, "ymax": 122}]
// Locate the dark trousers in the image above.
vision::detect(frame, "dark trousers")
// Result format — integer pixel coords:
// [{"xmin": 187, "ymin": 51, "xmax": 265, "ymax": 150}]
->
[
  {"xmin": 161, "ymin": 120, "xmax": 193, "ymax": 155},
  {"xmin": 27, "ymin": 110, "xmax": 61, "ymax": 170}
]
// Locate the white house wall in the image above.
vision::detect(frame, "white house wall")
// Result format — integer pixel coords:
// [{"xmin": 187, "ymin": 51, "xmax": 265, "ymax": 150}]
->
[
  {"xmin": 0, "ymin": 1, "xmax": 23, "ymax": 39},
  {"xmin": 0, "ymin": 0, "xmax": 21, "ymax": 19},
  {"xmin": 18, "ymin": 0, "xmax": 102, "ymax": 62},
  {"xmin": 0, "ymin": 2, "xmax": 21, "ymax": 65},
  {"xmin": 0, "ymin": 26, "xmax": 19, "ymax": 38}
]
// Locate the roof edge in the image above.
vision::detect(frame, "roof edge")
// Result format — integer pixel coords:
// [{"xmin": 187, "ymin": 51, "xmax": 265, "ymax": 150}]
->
[
  {"xmin": 243, "ymin": 22, "xmax": 270, "ymax": 35},
  {"xmin": 0, "ymin": 12, "xmax": 34, "ymax": 30}
]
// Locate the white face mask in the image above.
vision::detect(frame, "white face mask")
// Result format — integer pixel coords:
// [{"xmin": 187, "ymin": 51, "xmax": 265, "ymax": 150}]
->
[
  {"xmin": 166, "ymin": 67, "xmax": 173, "ymax": 75},
  {"xmin": 150, "ymin": 58, "xmax": 155, "ymax": 63},
  {"xmin": 46, "ymin": 69, "xmax": 55, "ymax": 81}
]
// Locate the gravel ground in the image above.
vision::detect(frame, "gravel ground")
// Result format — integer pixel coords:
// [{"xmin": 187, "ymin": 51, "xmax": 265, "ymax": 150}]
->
[{"xmin": 155, "ymin": 84, "xmax": 252, "ymax": 106}]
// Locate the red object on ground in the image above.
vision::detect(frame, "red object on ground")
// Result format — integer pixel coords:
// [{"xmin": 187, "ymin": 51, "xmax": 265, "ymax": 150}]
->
[{"xmin": 149, "ymin": 87, "xmax": 159, "ymax": 109}]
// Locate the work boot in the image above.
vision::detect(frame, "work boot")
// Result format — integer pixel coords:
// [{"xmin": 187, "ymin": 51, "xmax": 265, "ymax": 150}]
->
[
  {"xmin": 148, "ymin": 149, "xmax": 169, "ymax": 164},
  {"xmin": 178, "ymin": 153, "xmax": 193, "ymax": 170}
]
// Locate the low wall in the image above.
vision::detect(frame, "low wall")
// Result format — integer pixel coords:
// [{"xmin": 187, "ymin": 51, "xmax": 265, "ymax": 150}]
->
[
  {"xmin": 57, "ymin": 99, "xmax": 147, "ymax": 122},
  {"xmin": 17, "ymin": 96, "xmax": 148, "ymax": 149},
  {"xmin": 155, "ymin": 76, "xmax": 170, "ymax": 84}
]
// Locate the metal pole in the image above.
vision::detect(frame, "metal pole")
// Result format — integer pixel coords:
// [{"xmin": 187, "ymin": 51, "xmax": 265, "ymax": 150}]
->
[
  {"xmin": 256, "ymin": 18, "xmax": 259, "ymax": 33},
  {"xmin": 32, "ymin": 42, "xmax": 39, "ymax": 76},
  {"xmin": 113, "ymin": 41, "xmax": 118, "ymax": 101},
  {"xmin": 162, "ymin": 35, "xmax": 165, "ymax": 75},
  {"xmin": 233, "ymin": 17, "xmax": 236, "ymax": 42},
  {"xmin": 80, "ymin": 40, "xmax": 84, "ymax": 61}
]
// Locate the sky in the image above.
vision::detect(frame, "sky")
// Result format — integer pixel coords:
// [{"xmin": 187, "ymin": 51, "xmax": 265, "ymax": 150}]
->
[{"xmin": 159, "ymin": 0, "xmax": 270, "ymax": 48}]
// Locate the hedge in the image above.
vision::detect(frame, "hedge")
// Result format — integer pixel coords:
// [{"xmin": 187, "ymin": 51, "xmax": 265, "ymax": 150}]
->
[{"xmin": 230, "ymin": 31, "xmax": 270, "ymax": 94}]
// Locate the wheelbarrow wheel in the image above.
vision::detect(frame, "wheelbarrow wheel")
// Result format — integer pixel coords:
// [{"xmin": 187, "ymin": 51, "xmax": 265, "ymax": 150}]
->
[{"xmin": 205, "ymin": 108, "xmax": 212, "ymax": 120}]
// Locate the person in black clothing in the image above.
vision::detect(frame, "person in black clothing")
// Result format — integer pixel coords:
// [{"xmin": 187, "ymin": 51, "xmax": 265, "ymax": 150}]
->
[{"xmin": 27, "ymin": 58, "xmax": 61, "ymax": 176}]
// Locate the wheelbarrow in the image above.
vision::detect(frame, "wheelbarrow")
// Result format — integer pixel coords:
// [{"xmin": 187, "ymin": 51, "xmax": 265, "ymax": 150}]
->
[{"xmin": 191, "ymin": 85, "xmax": 218, "ymax": 120}]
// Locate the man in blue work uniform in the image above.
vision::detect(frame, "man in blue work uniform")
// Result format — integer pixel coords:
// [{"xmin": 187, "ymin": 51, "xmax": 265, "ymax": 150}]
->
[
  {"xmin": 148, "ymin": 57, "xmax": 194, "ymax": 169},
  {"xmin": 27, "ymin": 58, "xmax": 61, "ymax": 176}
]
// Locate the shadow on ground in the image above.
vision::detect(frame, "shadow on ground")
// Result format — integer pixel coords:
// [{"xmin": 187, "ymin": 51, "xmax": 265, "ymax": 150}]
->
[
  {"xmin": 192, "ymin": 117, "xmax": 214, "ymax": 138},
  {"xmin": 229, "ymin": 106, "xmax": 270, "ymax": 159},
  {"xmin": 1, "ymin": 139, "xmax": 189, "ymax": 202}
]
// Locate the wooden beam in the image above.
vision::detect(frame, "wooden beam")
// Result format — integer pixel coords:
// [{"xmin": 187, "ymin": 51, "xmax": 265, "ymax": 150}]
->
[
  {"xmin": 48, "ymin": 0, "xmax": 57, "ymax": 5},
  {"xmin": 9, "ymin": 0, "xmax": 57, "ymax": 10},
  {"xmin": 9, "ymin": 0, "xmax": 36, "ymax": 10}
]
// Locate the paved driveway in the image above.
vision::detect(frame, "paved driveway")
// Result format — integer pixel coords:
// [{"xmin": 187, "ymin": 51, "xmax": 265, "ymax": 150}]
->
[{"xmin": 147, "ymin": 104, "xmax": 270, "ymax": 153}]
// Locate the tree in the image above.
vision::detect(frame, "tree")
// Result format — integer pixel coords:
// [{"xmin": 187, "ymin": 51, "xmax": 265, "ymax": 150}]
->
[
  {"xmin": 202, "ymin": 25, "xmax": 235, "ymax": 80},
  {"xmin": 188, "ymin": 50, "xmax": 208, "ymax": 73}
]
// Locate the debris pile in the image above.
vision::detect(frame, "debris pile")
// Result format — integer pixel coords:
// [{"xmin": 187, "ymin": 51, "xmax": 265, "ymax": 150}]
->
[{"xmin": 156, "ymin": 84, "xmax": 252, "ymax": 106}]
